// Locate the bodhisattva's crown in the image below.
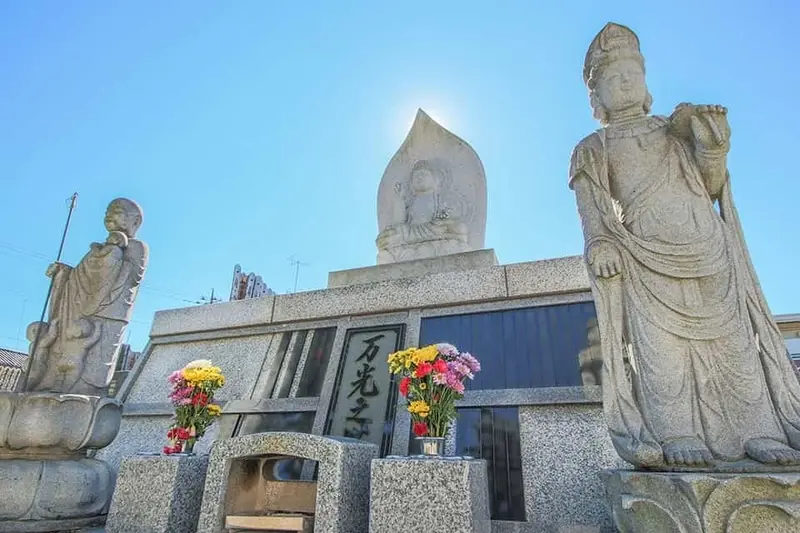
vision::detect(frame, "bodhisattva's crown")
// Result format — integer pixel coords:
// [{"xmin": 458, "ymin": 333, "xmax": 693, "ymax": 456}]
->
[{"xmin": 583, "ymin": 22, "xmax": 644, "ymax": 86}]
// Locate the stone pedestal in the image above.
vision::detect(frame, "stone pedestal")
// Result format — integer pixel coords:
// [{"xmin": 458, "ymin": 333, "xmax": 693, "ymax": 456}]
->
[
  {"xmin": 602, "ymin": 469, "xmax": 800, "ymax": 533},
  {"xmin": 328, "ymin": 248, "xmax": 498, "ymax": 288},
  {"xmin": 0, "ymin": 392, "xmax": 122, "ymax": 532},
  {"xmin": 106, "ymin": 454, "xmax": 209, "ymax": 533},
  {"xmin": 0, "ymin": 458, "xmax": 111, "ymax": 532},
  {"xmin": 369, "ymin": 458, "xmax": 491, "ymax": 533}
]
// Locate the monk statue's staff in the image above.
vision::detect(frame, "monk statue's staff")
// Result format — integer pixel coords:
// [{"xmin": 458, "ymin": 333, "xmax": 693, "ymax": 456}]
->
[{"xmin": 17, "ymin": 192, "xmax": 78, "ymax": 392}]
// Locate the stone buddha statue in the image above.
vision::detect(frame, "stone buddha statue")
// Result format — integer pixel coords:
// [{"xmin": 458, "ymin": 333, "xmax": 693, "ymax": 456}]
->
[
  {"xmin": 570, "ymin": 23, "xmax": 800, "ymax": 469},
  {"xmin": 24, "ymin": 198, "xmax": 149, "ymax": 396},
  {"xmin": 376, "ymin": 109, "xmax": 487, "ymax": 265},
  {"xmin": 376, "ymin": 160, "xmax": 469, "ymax": 263}
]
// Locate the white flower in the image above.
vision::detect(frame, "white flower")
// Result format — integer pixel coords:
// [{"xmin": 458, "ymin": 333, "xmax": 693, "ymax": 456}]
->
[
  {"xmin": 436, "ymin": 343, "xmax": 459, "ymax": 357},
  {"xmin": 184, "ymin": 359, "xmax": 213, "ymax": 369}
]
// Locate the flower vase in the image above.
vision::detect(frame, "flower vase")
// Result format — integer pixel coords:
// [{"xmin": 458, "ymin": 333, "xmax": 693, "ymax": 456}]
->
[
  {"xmin": 415, "ymin": 436, "xmax": 445, "ymax": 457},
  {"xmin": 181, "ymin": 439, "xmax": 196, "ymax": 455}
]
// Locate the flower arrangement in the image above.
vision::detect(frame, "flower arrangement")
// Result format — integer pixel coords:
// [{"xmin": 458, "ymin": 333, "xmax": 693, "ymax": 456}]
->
[
  {"xmin": 163, "ymin": 359, "xmax": 225, "ymax": 455},
  {"xmin": 387, "ymin": 343, "xmax": 480, "ymax": 439}
]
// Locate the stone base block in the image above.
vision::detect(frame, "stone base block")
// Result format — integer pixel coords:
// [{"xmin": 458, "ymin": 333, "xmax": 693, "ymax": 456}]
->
[
  {"xmin": 106, "ymin": 454, "xmax": 209, "ymax": 533},
  {"xmin": 0, "ymin": 457, "xmax": 112, "ymax": 532},
  {"xmin": 328, "ymin": 248, "xmax": 498, "ymax": 288},
  {"xmin": 602, "ymin": 469, "xmax": 800, "ymax": 533},
  {"xmin": 369, "ymin": 457, "xmax": 490, "ymax": 533}
]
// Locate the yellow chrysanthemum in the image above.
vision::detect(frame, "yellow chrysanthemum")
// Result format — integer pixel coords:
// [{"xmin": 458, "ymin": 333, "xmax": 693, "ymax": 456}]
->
[
  {"xmin": 408, "ymin": 400, "xmax": 430, "ymax": 418},
  {"xmin": 388, "ymin": 348, "xmax": 418, "ymax": 374},
  {"xmin": 182, "ymin": 366, "xmax": 225, "ymax": 388},
  {"xmin": 411, "ymin": 345, "xmax": 438, "ymax": 365},
  {"xmin": 207, "ymin": 404, "xmax": 222, "ymax": 416}
]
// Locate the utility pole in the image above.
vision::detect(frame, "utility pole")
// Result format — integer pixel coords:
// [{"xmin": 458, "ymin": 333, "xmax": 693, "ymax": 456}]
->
[
  {"xmin": 18, "ymin": 193, "xmax": 78, "ymax": 391},
  {"xmin": 288, "ymin": 256, "xmax": 309, "ymax": 293},
  {"xmin": 200, "ymin": 288, "xmax": 221, "ymax": 305}
]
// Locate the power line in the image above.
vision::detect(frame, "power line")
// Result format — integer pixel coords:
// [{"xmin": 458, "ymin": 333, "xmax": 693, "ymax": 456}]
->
[
  {"xmin": 0, "ymin": 236, "xmax": 237, "ymax": 307},
  {"xmin": 0, "ymin": 239, "xmax": 202, "ymax": 305},
  {"xmin": 138, "ymin": 285, "xmax": 203, "ymax": 304},
  {"xmin": 0, "ymin": 241, "xmax": 50, "ymax": 262}
]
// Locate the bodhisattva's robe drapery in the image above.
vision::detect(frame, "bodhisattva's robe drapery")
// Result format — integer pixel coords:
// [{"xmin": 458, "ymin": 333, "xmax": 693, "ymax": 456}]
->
[{"xmin": 570, "ymin": 116, "xmax": 800, "ymax": 466}]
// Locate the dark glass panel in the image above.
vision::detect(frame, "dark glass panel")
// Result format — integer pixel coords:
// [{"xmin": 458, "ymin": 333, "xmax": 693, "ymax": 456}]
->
[
  {"xmin": 455, "ymin": 407, "xmax": 525, "ymax": 521},
  {"xmin": 274, "ymin": 331, "xmax": 308, "ymax": 398},
  {"xmin": 295, "ymin": 327, "xmax": 337, "ymax": 398},
  {"xmin": 419, "ymin": 301, "xmax": 597, "ymax": 390}
]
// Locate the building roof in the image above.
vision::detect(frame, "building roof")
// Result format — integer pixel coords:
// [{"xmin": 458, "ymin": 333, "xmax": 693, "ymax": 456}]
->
[{"xmin": 0, "ymin": 347, "xmax": 28, "ymax": 369}]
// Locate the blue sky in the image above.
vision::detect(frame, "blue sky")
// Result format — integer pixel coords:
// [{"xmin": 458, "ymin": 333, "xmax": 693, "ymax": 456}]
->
[{"xmin": 1, "ymin": 1, "xmax": 797, "ymax": 352}]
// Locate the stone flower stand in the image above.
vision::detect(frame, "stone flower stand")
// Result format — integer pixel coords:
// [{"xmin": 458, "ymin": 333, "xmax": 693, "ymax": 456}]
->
[
  {"xmin": 106, "ymin": 453, "xmax": 209, "ymax": 533},
  {"xmin": 0, "ymin": 392, "xmax": 122, "ymax": 532},
  {"xmin": 369, "ymin": 457, "xmax": 491, "ymax": 533}
]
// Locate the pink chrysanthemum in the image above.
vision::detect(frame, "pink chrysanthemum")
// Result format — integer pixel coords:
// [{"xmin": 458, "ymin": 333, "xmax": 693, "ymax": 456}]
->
[
  {"xmin": 448, "ymin": 361, "xmax": 474, "ymax": 380},
  {"xmin": 459, "ymin": 352, "xmax": 481, "ymax": 374}
]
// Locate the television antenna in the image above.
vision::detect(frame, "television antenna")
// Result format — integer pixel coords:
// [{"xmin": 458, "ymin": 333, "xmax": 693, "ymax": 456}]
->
[{"xmin": 288, "ymin": 255, "xmax": 309, "ymax": 293}]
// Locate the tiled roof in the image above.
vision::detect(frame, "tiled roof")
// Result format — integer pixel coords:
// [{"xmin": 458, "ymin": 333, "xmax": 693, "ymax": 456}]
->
[{"xmin": 0, "ymin": 347, "xmax": 28, "ymax": 368}]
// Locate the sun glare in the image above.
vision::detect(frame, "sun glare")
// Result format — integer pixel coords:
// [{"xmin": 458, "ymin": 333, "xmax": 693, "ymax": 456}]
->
[{"xmin": 394, "ymin": 102, "xmax": 455, "ymax": 140}]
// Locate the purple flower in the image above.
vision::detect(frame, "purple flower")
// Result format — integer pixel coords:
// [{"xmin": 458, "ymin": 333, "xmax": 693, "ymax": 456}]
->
[
  {"xmin": 458, "ymin": 352, "xmax": 481, "ymax": 374},
  {"xmin": 445, "ymin": 371, "xmax": 465, "ymax": 394},
  {"xmin": 448, "ymin": 361, "xmax": 474, "ymax": 380},
  {"xmin": 432, "ymin": 372, "xmax": 448, "ymax": 386},
  {"xmin": 168, "ymin": 370, "xmax": 184, "ymax": 384}
]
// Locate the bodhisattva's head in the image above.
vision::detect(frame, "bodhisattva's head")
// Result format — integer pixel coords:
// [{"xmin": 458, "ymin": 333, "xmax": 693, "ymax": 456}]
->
[
  {"xmin": 104, "ymin": 198, "xmax": 143, "ymax": 237},
  {"xmin": 409, "ymin": 160, "xmax": 438, "ymax": 194},
  {"xmin": 584, "ymin": 23, "xmax": 652, "ymax": 125}
]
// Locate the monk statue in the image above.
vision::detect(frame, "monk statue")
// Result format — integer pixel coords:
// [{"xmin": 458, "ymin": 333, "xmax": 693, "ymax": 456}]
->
[
  {"xmin": 23, "ymin": 198, "xmax": 148, "ymax": 396},
  {"xmin": 570, "ymin": 22, "xmax": 800, "ymax": 469},
  {"xmin": 376, "ymin": 160, "xmax": 469, "ymax": 263}
]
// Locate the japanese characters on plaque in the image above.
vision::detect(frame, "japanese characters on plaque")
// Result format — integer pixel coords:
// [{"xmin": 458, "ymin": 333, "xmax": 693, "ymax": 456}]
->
[{"xmin": 326, "ymin": 326, "xmax": 403, "ymax": 453}]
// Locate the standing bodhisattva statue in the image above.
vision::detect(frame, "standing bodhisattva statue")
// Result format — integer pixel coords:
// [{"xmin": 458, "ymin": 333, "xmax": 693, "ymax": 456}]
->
[{"xmin": 570, "ymin": 22, "xmax": 800, "ymax": 468}]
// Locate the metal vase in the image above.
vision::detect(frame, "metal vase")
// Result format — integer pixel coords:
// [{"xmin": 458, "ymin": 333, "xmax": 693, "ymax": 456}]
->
[
  {"xmin": 181, "ymin": 438, "xmax": 196, "ymax": 454},
  {"xmin": 416, "ymin": 436, "xmax": 446, "ymax": 457}
]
